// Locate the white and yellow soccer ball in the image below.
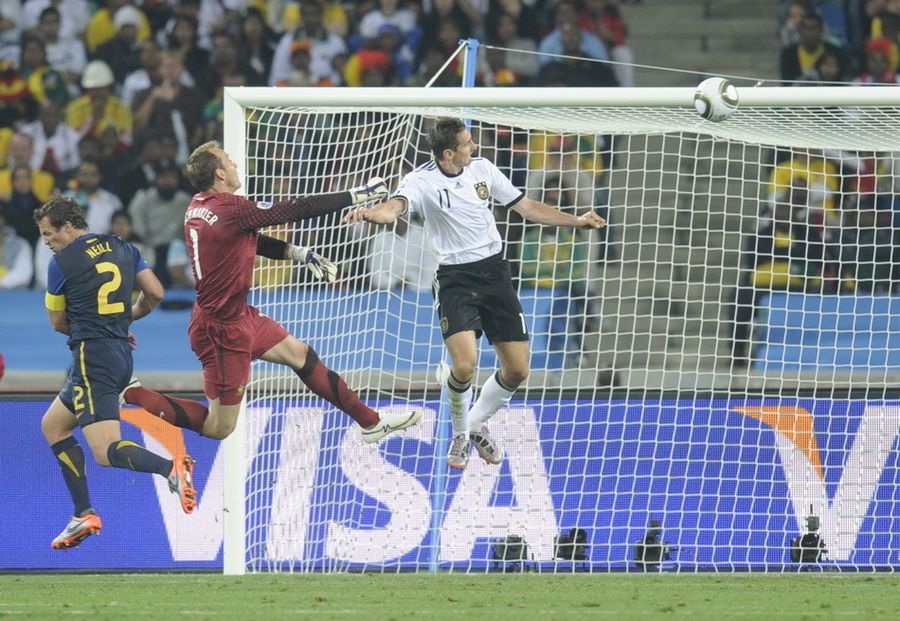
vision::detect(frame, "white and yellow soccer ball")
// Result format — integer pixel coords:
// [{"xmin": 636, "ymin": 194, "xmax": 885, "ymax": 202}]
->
[{"xmin": 693, "ymin": 77, "xmax": 739, "ymax": 122}]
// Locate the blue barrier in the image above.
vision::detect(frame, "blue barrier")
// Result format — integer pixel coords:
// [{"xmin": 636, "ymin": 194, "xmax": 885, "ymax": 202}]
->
[
  {"xmin": 755, "ymin": 293, "xmax": 900, "ymax": 370},
  {"xmin": 4, "ymin": 397, "xmax": 899, "ymax": 571},
  {"xmin": 0, "ymin": 287, "xmax": 570, "ymax": 374}
]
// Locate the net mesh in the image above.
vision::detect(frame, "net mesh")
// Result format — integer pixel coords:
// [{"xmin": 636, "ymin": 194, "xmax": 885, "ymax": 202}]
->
[{"xmin": 237, "ymin": 100, "xmax": 900, "ymax": 572}]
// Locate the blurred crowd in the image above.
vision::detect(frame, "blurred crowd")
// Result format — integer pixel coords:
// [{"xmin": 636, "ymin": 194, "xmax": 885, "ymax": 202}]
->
[{"xmin": 0, "ymin": 0, "xmax": 632, "ymax": 296}]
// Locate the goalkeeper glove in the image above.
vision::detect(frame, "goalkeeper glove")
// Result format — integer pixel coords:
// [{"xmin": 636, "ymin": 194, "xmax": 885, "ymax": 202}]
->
[
  {"xmin": 287, "ymin": 245, "xmax": 338, "ymax": 283},
  {"xmin": 349, "ymin": 177, "xmax": 389, "ymax": 205}
]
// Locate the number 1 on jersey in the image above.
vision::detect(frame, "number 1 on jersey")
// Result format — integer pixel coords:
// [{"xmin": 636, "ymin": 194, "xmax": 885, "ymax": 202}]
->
[{"xmin": 188, "ymin": 228, "xmax": 203, "ymax": 281}]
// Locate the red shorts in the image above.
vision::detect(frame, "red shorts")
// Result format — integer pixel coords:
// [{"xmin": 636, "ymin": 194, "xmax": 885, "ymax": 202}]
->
[{"xmin": 189, "ymin": 306, "xmax": 289, "ymax": 405}]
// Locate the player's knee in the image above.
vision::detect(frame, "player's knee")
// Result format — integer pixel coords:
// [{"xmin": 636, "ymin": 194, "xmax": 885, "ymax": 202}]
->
[
  {"xmin": 502, "ymin": 366, "xmax": 529, "ymax": 388},
  {"xmin": 92, "ymin": 446, "xmax": 112, "ymax": 467},
  {"xmin": 450, "ymin": 362, "xmax": 476, "ymax": 384},
  {"xmin": 203, "ymin": 416, "xmax": 236, "ymax": 440}
]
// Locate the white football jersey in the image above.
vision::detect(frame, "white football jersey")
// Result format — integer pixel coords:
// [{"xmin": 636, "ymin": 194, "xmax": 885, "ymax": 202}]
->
[{"xmin": 394, "ymin": 157, "xmax": 524, "ymax": 265}]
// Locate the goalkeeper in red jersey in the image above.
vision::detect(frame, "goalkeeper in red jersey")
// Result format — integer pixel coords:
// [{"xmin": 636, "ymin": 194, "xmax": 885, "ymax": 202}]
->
[{"xmin": 121, "ymin": 141, "xmax": 421, "ymax": 442}]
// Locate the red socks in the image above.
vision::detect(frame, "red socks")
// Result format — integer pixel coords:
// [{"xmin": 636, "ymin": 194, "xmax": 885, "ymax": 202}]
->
[
  {"xmin": 124, "ymin": 386, "xmax": 209, "ymax": 434},
  {"xmin": 296, "ymin": 347, "xmax": 379, "ymax": 428}
]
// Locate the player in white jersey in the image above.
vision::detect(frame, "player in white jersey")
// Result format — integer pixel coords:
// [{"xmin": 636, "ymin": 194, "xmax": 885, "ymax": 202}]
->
[{"xmin": 345, "ymin": 118, "xmax": 605, "ymax": 470}]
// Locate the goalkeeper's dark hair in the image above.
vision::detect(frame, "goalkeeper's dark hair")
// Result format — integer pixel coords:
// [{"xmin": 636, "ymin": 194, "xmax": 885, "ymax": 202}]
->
[
  {"xmin": 33, "ymin": 195, "xmax": 88, "ymax": 230},
  {"xmin": 186, "ymin": 140, "xmax": 222, "ymax": 191},
  {"xmin": 427, "ymin": 117, "xmax": 467, "ymax": 159}
]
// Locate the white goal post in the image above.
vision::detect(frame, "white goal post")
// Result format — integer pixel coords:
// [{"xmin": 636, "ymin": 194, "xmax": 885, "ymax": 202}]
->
[{"xmin": 223, "ymin": 86, "xmax": 900, "ymax": 574}]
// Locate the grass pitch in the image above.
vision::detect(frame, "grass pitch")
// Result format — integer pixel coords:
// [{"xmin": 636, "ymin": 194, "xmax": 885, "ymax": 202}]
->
[{"xmin": 2, "ymin": 573, "xmax": 900, "ymax": 620}]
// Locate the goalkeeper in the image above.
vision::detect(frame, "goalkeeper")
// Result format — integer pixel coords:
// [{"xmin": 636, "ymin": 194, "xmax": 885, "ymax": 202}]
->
[
  {"xmin": 344, "ymin": 118, "xmax": 605, "ymax": 469},
  {"xmin": 122, "ymin": 141, "xmax": 421, "ymax": 443}
]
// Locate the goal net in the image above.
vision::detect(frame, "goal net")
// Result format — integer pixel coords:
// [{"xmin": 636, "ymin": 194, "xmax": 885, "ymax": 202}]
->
[{"xmin": 223, "ymin": 87, "xmax": 900, "ymax": 573}]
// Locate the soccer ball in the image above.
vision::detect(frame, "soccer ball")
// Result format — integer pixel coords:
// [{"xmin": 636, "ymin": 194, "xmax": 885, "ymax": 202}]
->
[{"xmin": 693, "ymin": 77, "xmax": 739, "ymax": 122}]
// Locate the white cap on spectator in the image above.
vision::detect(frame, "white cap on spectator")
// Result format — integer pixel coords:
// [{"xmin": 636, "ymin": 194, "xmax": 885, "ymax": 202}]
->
[
  {"xmin": 81, "ymin": 60, "xmax": 115, "ymax": 89},
  {"xmin": 113, "ymin": 5, "xmax": 143, "ymax": 31}
]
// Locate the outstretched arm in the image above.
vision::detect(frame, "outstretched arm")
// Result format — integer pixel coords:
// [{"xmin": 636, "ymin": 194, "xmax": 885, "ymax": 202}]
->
[
  {"xmin": 256, "ymin": 234, "xmax": 337, "ymax": 283},
  {"xmin": 343, "ymin": 197, "xmax": 408, "ymax": 225},
  {"xmin": 511, "ymin": 197, "xmax": 606, "ymax": 229},
  {"xmin": 234, "ymin": 178, "xmax": 389, "ymax": 231}
]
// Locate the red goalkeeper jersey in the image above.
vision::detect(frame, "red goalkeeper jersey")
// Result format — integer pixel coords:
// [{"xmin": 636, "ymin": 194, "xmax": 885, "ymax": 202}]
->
[{"xmin": 184, "ymin": 190, "xmax": 352, "ymax": 322}]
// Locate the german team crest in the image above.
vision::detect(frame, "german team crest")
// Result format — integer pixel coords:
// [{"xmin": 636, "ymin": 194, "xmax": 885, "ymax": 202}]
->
[
  {"xmin": 440, "ymin": 316, "xmax": 449, "ymax": 334},
  {"xmin": 474, "ymin": 181, "xmax": 489, "ymax": 200}
]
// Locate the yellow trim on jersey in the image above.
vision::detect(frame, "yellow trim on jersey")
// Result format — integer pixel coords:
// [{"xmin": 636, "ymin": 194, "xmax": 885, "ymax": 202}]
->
[
  {"xmin": 116, "ymin": 441, "xmax": 141, "ymax": 450},
  {"xmin": 57, "ymin": 451, "xmax": 80, "ymax": 478},
  {"xmin": 45, "ymin": 292, "xmax": 67, "ymax": 311},
  {"xmin": 79, "ymin": 343, "xmax": 95, "ymax": 415}
]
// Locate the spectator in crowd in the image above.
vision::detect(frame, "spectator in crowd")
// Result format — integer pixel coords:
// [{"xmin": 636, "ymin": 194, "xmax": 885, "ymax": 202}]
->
[
  {"xmin": 781, "ymin": 0, "xmax": 813, "ymax": 46},
  {"xmin": 210, "ymin": 29, "xmax": 264, "ymax": 89},
  {"xmin": 853, "ymin": 37, "xmax": 900, "ymax": 82},
  {"xmin": 484, "ymin": 11, "xmax": 540, "ymax": 85},
  {"xmin": 121, "ymin": 39, "xmax": 164, "ymax": 107},
  {"xmin": 66, "ymin": 60, "xmax": 133, "ymax": 148},
  {"xmin": 538, "ymin": 1, "xmax": 609, "ymax": 67},
  {"xmin": 132, "ymin": 52, "xmax": 206, "ymax": 163},
  {"xmin": 729, "ymin": 180, "xmax": 832, "ymax": 367},
  {"xmin": 37, "ymin": 6, "xmax": 87, "ymax": 87},
  {"xmin": 0, "ymin": 133, "xmax": 55, "ymax": 202},
  {"xmin": 579, "ymin": 0, "xmax": 634, "ymax": 87},
  {"xmin": 518, "ymin": 178, "xmax": 596, "ymax": 368},
  {"xmin": 108, "ymin": 208, "xmax": 153, "ymax": 264},
  {"xmin": 812, "ymin": 48, "xmax": 848, "ymax": 82},
  {"xmin": 0, "ymin": 0, "xmax": 22, "ymax": 61},
  {"xmin": 537, "ymin": 19, "xmax": 618, "ymax": 86},
  {"xmin": 201, "ymin": 71, "xmax": 246, "ymax": 143},
  {"xmin": 22, "ymin": 0, "xmax": 90, "ymax": 42},
  {"xmin": 0, "ymin": 61, "xmax": 38, "ymax": 128},
  {"xmin": 1, "ymin": 163, "xmax": 43, "ymax": 247},
  {"xmin": 127, "ymin": 159, "xmax": 191, "ymax": 286},
  {"xmin": 275, "ymin": 40, "xmax": 318, "ymax": 86},
  {"xmin": 487, "ymin": 0, "xmax": 540, "ymax": 41},
  {"xmin": 160, "ymin": 14, "xmax": 211, "ymax": 93},
  {"xmin": 85, "ymin": 0, "xmax": 151, "ymax": 54},
  {"xmin": 268, "ymin": 0, "xmax": 349, "ymax": 38},
  {"xmin": 164, "ymin": 236, "xmax": 194, "ymax": 289},
  {"xmin": 367, "ymin": 23, "xmax": 415, "ymax": 85},
  {"xmin": 95, "ymin": 5, "xmax": 145, "ymax": 85},
  {"xmin": 839, "ymin": 196, "xmax": 899, "ymax": 292},
  {"xmin": 269, "ymin": 0, "xmax": 347, "ymax": 86},
  {"xmin": 18, "ymin": 33, "xmax": 50, "ymax": 83},
  {"xmin": 239, "ymin": 7, "xmax": 279, "ymax": 82},
  {"xmin": 415, "ymin": 0, "xmax": 473, "ymax": 70},
  {"xmin": 64, "ymin": 159, "xmax": 122, "ymax": 234},
  {"xmin": 768, "ymin": 148, "xmax": 840, "ymax": 227},
  {"xmin": 0, "ymin": 203, "xmax": 34, "ymax": 290},
  {"xmin": 780, "ymin": 11, "xmax": 847, "ymax": 84},
  {"xmin": 343, "ymin": 48, "xmax": 395, "ymax": 87},
  {"xmin": 358, "ymin": 0, "xmax": 418, "ymax": 43},
  {"xmin": 19, "ymin": 102, "xmax": 81, "ymax": 177},
  {"xmin": 368, "ymin": 211, "xmax": 437, "ymax": 291}
]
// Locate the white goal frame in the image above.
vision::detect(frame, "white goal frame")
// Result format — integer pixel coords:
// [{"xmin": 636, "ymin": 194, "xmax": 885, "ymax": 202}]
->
[{"xmin": 221, "ymin": 86, "xmax": 900, "ymax": 575}]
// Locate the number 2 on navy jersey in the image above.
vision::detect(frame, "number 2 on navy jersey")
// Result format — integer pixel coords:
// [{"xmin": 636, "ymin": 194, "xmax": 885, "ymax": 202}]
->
[
  {"xmin": 95, "ymin": 262, "xmax": 126, "ymax": 315},
  {"xmin": 437, "ymin": 188, "xmax": 451, "ymax": 210}
]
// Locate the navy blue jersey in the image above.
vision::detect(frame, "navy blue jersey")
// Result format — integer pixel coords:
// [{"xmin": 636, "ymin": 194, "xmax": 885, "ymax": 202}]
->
[{"xmin": 45, "ymin": 233, "xmax": 149, "ymax": 346}]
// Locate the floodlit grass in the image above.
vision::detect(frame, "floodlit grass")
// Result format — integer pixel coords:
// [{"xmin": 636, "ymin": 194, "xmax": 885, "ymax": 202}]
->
[{"xmin": 1, "ymin": 573, "xmax": 900, "ymax": 620}]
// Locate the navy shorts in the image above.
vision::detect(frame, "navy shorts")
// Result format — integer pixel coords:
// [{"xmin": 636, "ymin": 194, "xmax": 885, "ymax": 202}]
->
[
  {"xmin": 60, "ymin": 338, "xmax": 133, "ymax": 427},
  {"xmin": 432, "ymin": 253, "xmax": 529, "ymax": 344}
]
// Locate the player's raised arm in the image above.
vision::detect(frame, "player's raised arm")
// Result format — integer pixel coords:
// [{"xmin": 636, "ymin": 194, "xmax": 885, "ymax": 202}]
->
[
  {"xmin": 255, "ymin": 234, "xmax": 338, "ymax": 283},
  {"xmin": 344, "ymin": 196, "xmax": 407, "ymax": 225},
  {"xmin": 511, "ymin": 197, "xmax": 607, "ymax": 230}
]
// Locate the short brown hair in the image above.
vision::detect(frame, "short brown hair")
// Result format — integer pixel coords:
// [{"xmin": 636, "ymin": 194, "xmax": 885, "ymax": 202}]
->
[
  {"xmin": 185, "ymin": 140, "xmax": 222, "ymax": 191},
  {"xmin": 427, "ymin": 117, "xmax": 466, "ymax": 159},
  {"xmin": 34, "ymin": 194, "xmax": 88, "ymax": 230}
]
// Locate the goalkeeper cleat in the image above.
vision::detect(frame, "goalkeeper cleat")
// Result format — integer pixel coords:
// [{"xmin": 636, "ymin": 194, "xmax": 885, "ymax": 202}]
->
[
  {"xmin": 51, "ymin": 512, "xmax": 102, "ymax": 550},
  {"xmin": 168, "ymin": 455, "xmax": 197, "ymax": 514},
  {"xmin": 361, "ymin": 409, "xmax": 423, "ymax": 444},
  {"xmin": 349, "ymin": 177, "xmax": 389, "ymax": 205},
  {"xmin": 447, "ymin": 433, "xmax": 470, "ymax": 470},
  {"xmin": 470, "ymin": 426, "xmax": 502, "ymax": 465},
  {"xmin": 118, "ymin": 376, "xmax": 141, "ymax": 406}
]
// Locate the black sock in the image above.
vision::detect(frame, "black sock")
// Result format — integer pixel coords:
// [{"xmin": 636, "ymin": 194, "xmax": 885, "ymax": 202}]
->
[
  {"xmin": 106, "ymin": 440, "xmax": 173, "ymax": 478},
  {"xmin": 51, "ymin": 436, "xmax": 92, "ymax": 517}
]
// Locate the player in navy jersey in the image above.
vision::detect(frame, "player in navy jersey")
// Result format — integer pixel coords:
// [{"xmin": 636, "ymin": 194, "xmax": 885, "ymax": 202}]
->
[
  {"xmin": 36, "ymin": 196, "xmax": 196, "ymax": 550},
  {"xmin": 345, "ymin": 118, "xmax": 606, "ymax": 470},
  {"xmin": 121, "ymin": 141, "xmax": 422, "ymax": 443}
]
